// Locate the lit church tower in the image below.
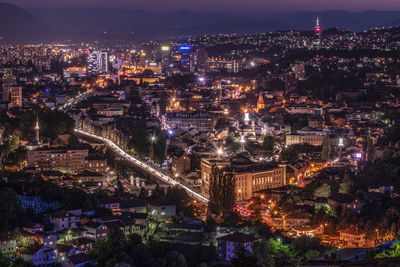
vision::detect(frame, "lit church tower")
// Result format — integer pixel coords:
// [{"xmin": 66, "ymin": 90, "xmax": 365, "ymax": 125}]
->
[{"xmin": 256, "ymin": 93, "xmax": 265, "ymax": 113}]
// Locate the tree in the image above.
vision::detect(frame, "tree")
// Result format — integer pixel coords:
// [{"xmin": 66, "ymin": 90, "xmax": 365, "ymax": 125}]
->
[
  {"xmin": 280, "ymin": 147, "xmax": 298, "ymax": 161},
  {"xmin": 88, "ymin": 227, "xmax": 130, "ymax": 266},
  {"xmin": 214, "ymin": 118, "xmax": 227, "ymax": 131},
  {"xmin": 314, "ymin": 183, "xmax": 331, "ymax": 199},
  {"xmin": 339, "ymin": 173, "xmax": 353, "ymax": 194},
  {"xmin": 68, "ymin": 134, "xmax": 80, "ymax": 145},
  {"xmin": 0, "ymin": 131, "xmax": 20, "ymax": 164},
  {"xmin": 226, "ymin": 133, "xmax": 241, "ymax": 153},
  {"xmin": 152, "ymin": 132, "xmax": 166, "ymax": 164},
  {"xmin": 231, "ymin": 247, "xmax": 258, "ymax": 267},
  {"xmin": 375, "ymin": 242, "xmax": 400, "ymax": 258},
  {"xmin": 164, "ymin": 251, "xmax": 188, "ymax": 267},
  {"xmin": 0, "ymin": 187, "xmax": 25, "ymax": 231},
  {"xmin": 389, "ymin": 124, "xmax": 400, "ymax": 144},
  {"xmin": 321, "ymin": 135, "xmax": 331, "ymax": 161},
  {"xmin": 382, "ymin": 149, "xmax": 394, "ymax": 162},
  {"xmin": 153, "ymin": 185, "xmax": 165, "ymax": 199},
  {"xmin": 253, "ymin": 238, "xmax": 298, "ymax": 267},
  {"xmin": 128, "ymin": 129, "xmax": 148, "ymax": 157},
  {"xmin": 248, "ymin": 198, "xmax": 263, "ymax": 223},
  {"xmin": 262, "ymin": 134, "xmax": 275, "ymax": 154},
  {"xmin": 208, "ymin": 166, "xmax": 235, "ymax": 216},
  {"xmin": 0, "ymin": 253, "xmax": 9, "ymax": 266},
  {"xmin": 165, "ymin": 187, "xmax": 193, "ymax": 217},
  {"xmin": 139, "ymin": 187, "xmax": 147, "ymax": 199},
  {"xmin": 9, "ymin": 257, "xmax": 34, "ymax": 267}
]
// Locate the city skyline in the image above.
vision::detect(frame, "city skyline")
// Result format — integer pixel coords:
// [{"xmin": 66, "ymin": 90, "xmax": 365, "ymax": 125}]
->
[
  {"xmin": 4, "ymin": 0, "xmax": 400, "ymax": 14},
  {"xmin": 2, "ymin": 0, "xmax": 400, "ymax": 265}
]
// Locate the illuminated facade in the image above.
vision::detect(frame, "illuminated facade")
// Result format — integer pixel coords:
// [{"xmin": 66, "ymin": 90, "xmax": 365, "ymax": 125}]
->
[
  {"xmin": 256, "ymin": 93, "xmax": 265, "ymax": 113},
  {"xmin": 285, "ymin": 134, "xmax": 325, "ymax": 146},
  {"xmin": 26, "ymin": 146, "xmax": 89, "ymax": 174},
  {"xmin": 87, "ymin": 52, "xmax": 99, "ymax": 74},
  {"xmin": 99, "ymin": 52, "xmax": 108, "ymax": 73},
  {"xmin": 2, "ymin": 86, "xmax": 22, "ymax": 108},
  {"xmin": 201, "ymin": 156, "xmax": 287, "ymax": 201},
  {"xmin": 63, "ymin": 67, "xmax": 87, "ymax": 78},
  {"xmin": 179, "ymin": 46, "xmax": 192, "ymax": 74}
]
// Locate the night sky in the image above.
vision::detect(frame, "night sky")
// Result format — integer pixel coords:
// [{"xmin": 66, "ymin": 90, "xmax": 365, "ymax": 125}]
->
[{"xmin": 4, "ymin": 0, "xmax": 400, "ymax": 14}]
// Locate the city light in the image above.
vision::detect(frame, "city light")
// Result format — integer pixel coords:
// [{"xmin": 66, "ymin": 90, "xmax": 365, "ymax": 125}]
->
[
  {"xmin": 5, "ymin": 13, "xmax": 400, "ymax": 257},
  {"xmin": 338, "ymin": 138, "xmax": 344, "ymax": 147},
  {"xmin": 75, "ymin": 129, "xmax": 208, "ymax": 203},
  {"xmin": 244, "ymin": 112, "xmax": 250, "ymax": 121},
  {"xmin": 179, "ymin": 46, "xmax": 190, "ymax": 51}
]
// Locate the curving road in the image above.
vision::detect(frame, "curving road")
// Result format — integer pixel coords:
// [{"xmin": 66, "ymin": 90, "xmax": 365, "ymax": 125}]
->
[{"xmin": 74, "ymin": 128, "xmax": 209, "ymax": 203}]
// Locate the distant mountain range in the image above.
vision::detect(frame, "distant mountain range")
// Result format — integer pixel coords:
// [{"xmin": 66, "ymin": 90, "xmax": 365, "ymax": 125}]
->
[
  {"xmin": 3, "ymin": 2, "xmax": 400, "ymax": 43},
  {"xmin": 0, "ymin": 3, "xmax": 61, "ymax": 43}
]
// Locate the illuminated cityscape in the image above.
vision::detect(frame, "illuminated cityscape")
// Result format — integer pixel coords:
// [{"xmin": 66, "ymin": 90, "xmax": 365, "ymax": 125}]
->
[{"xmin": 2, "ymin": 1, "xmax": 400, "ymax": 266}]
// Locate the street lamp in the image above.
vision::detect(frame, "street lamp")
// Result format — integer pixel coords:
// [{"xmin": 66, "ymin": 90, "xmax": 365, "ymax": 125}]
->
[
  {"xmin": 149, "ymin": 135, "xmax": 157, "ymax": 161},
  {"xmin": 217, "ymin": 148, "xmax": 223, "ymax": 158}
]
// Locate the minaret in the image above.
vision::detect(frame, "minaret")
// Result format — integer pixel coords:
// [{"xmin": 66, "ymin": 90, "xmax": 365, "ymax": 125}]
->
[{"xmin": 35, "ymin": 116, "xmax": 40, "ymax": 143}]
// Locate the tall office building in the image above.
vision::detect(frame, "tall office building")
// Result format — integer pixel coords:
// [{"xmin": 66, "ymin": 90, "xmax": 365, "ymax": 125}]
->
[
  {"xmin": 314, "ymin": 17, "xmax": 322, "ymax": 50},
  {"xmin": 99, "ymin": 52, "xmax": 108, "ymax": 73},
  {"xmin": 195, "ymin": 47, "xmax": 208, "ymax": 72},
  {"xmin": 2, "ymin": 86, "xmax": 22, "ymax": 108},
  {"xmin": 160, "ymin": 45, "xmax": 172, "ymax": 74},
  {"xmin": 294, "ymin": 62, "xmax": 306, "ymax": 80},
  {"xmin": 197, "ymin": 47, "xmax": 208, "ymax": 66},
  {"xmin": 233, "ymin": 60, "xmax": 241, "ymax": 73},
  {"xmin": 87, "ymin": 52, "xmax": 99, "ymax": 74},
  {"xmin": 179, "ymin": 45, "xmax": 192, "ymax": 74}
]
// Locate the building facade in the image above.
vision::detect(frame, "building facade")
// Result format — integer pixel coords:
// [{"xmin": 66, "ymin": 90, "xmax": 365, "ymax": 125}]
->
[
  {"xmin": 217, "ymin": 232, "xmax": 259, "ymax": 261},
  {"xmin": 285, "ymin": 134, "xmax": 325, "ymax": 146},
  {"xmin": 201, "ymin": 156, "xmax": 287, "ymax": 201},
  {"xmin": 26, "ymin": 146, "xmax": 89, "ymax": 174}
]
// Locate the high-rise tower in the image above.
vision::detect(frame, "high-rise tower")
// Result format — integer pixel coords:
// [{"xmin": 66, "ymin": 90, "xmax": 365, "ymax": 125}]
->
[{"xmin": 314, "ymin": 17, "xmax": 322, "ymax": 50}]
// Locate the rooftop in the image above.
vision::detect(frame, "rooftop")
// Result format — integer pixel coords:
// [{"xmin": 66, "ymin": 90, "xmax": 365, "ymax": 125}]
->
[{"xmin": 217, "ymin": 232, "xmax": 259, "ymax": 243}]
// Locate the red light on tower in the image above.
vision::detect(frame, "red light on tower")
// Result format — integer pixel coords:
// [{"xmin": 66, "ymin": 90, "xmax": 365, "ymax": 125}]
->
[{"xmin": 315, "ymin": 17, "xmax": 321, "ymax": 33}]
